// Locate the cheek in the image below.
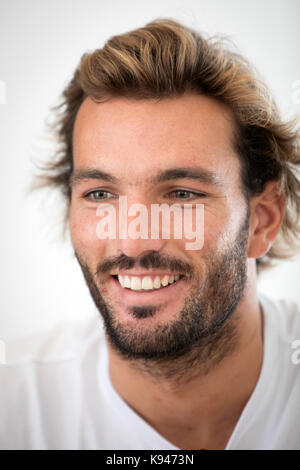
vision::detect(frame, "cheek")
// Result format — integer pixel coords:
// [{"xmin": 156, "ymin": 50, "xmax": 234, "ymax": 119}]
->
[
  {"xmin": 204, "ymin": 207, "xmax": 245, "ymax": 255},
  {"xmin": 194, "ymin": 211, "xmax": 233, "ymax": 255},
  {"xmin": 165, "ymin": 208, "xmax": 231, "ymax": 258},
  {"xmin": 69, "ymin": 207, "xmax": 105, "ymax": 259}
]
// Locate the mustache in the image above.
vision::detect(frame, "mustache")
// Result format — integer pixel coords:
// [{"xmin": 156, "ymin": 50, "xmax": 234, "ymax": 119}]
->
[{"xmin": 93, "ymin": 251, "xmax": 195, "ymax": 279}]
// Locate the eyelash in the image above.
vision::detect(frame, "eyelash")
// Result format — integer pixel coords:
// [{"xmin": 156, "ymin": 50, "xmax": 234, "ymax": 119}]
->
[{"xmin": 83, "ymin": 189, "xmax": 206, "ymax": 201}]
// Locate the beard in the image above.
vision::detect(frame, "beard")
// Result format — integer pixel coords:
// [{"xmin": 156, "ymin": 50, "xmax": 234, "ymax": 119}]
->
[{"xmin": 75, "ymin": 206, "xmax": 250, "ymax": 382}]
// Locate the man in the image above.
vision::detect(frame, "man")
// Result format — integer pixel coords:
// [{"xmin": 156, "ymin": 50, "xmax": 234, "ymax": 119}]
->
[{"xmin": 1, "ymin": 18, "xmax": 300, "ymax": 450}]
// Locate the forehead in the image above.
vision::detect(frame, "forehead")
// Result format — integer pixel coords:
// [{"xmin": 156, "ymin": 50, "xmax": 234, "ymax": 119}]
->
[{"xmin": 72, "ymin": 93, "xmax": 240, "ymax": 185}]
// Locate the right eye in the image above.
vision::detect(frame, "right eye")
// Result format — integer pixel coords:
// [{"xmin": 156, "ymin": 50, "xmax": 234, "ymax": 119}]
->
[{"xmin": 84, "ymin": 190, "xmax": 115, "ymax": 201}]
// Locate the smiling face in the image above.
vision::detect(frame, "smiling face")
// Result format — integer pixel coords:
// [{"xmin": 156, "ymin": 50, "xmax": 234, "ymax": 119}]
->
[{"xmin": 69, "ymin": 93, "xmax": 251, "ymax": 365}]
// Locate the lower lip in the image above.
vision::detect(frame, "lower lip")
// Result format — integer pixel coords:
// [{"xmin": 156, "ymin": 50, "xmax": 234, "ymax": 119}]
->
[{"xmin": 109, "ymin": 275, "xmax": 186, "ymax": 305}]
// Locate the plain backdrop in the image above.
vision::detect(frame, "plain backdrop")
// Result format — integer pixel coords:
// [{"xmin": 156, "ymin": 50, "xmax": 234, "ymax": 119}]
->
[{"xmin": 0, "ymin": 0, "xmax": 300, "ymax": 340}]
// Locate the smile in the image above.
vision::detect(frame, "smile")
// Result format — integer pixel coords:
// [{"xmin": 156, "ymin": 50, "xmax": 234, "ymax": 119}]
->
[{"xmin": 113, "ymin": 274, "xmax": 184, "ymax": 291}]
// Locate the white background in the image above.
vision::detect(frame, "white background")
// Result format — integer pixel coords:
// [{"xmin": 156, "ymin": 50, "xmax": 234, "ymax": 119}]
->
[{"xmin": 0, "ymin": 0, "xmax": 299, "ymax": 340}]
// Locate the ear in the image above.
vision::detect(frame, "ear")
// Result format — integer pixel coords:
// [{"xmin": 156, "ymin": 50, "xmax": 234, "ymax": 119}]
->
[{"xmin": 248, "ymin": 180, "xmax": 286, "ymax": 259}]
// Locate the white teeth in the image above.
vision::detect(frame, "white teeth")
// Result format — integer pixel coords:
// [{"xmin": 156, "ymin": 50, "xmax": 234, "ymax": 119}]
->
[
  {"xmin": 117, "ymin": 274, "xmax": 181, "ymax": 291},
  {"xmin": 131, "ymin": 276, "xmax": 142, "ymax": 290},
  {"xmin": 141, "ymin": 276, "xmax": 153, "ymax": 290},
  {"xmin": 153, "ymin": 276, "xmax": 161, "ymax": 289},
  {"xmin": 124, "ymin": 275, "xmax": 131, "ymax": 288}
]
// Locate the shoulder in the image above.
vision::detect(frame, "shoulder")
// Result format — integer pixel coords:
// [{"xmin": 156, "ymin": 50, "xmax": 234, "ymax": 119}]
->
[
  {"xmin": 1, "ymin": 314, "xmax": 106, "ymax": 367},
  {"xmin": 0, "ymin": 314, "xmax": 107, "ymax": 411},
  {"xmin": 258, "ymin": 292, "xmax": 300, "ymax": 341},
  {"xmin": 259, "ymin": 292, "xmax": 300, "ymax": 386}
]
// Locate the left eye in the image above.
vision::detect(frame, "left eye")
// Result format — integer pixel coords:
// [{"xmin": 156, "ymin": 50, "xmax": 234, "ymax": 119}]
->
[
  {"xmin": 168, "ymin": 190, "xmax": 204, "ymax": 200},
  {"xmin": 85, "ymin": 190, "xmax": 114, "ymax": 200}
]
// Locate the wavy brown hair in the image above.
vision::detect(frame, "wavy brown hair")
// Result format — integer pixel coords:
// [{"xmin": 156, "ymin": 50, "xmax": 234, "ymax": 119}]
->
[{"xmin": 34, "ymin": 18, "xmax": 300, "ymax": 273}]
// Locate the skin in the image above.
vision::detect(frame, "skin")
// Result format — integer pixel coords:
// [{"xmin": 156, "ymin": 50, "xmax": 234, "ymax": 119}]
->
[{"xmin": 69, "ymin": 93, "xmax": 285, "ymax": 449}]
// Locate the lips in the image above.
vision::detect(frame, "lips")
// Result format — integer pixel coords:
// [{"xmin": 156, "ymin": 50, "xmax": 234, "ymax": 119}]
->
[
  {"xmin": 115, "ymin": 273, "xmax": 183, "ymax": 291},
  {"xmin": 109, "ymin": 272, "xmax": 185, "ymax": 301},
  {"xmin": 104, "ymin": 271, "xmax": 188, "ymax": 315}
]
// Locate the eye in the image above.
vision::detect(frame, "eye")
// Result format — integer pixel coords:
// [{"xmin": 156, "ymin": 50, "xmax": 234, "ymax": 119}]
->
[
  {"xmin": 167, "ymin": 189, "xmax": 206, "ymax": 200},
  {"xmin": 84, "ymin": 190, "xmax": 114, "ymax": 201}
]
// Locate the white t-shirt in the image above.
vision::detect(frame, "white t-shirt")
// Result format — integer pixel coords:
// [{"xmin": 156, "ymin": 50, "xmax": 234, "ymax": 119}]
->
[{"xmin": 0, "ymin": 293, "xmax": 300, "ymax": 450}]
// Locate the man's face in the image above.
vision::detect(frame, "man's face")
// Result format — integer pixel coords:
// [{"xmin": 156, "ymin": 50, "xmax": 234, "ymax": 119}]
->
[{"xmin": 70, "ymin": 93, "xmax": 250, "ymax": 363}]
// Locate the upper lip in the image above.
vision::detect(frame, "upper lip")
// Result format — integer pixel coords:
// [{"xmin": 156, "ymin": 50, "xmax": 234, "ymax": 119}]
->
[{"xmin": 110, "ymin": 271, "xmax": 182, "ymax": 277}]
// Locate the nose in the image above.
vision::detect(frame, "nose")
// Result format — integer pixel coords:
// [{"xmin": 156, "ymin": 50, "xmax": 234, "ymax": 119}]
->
[
  {"xmin": 116, "ymin": 236, "xmax": 168, "ymax": 259},
  {"xmin": 96, "ymin": 193, "xmax": 177, "ymax": 258},
  {"xmin": 116, "ymin": 196, "xmax": 169, "ymax": 258}
]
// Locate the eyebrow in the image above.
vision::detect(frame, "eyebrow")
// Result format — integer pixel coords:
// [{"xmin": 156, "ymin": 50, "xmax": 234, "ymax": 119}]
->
[
  {"xmin": 70, "ymin": 169, "xmax": 118, "ymax": 187},
  {"xmin": 150, "ymin": 167, "xmax": 223, "ymax": 187},
  {"xmin": 70, "ymin": 166, "xmax": 224, "ymax": 189}
]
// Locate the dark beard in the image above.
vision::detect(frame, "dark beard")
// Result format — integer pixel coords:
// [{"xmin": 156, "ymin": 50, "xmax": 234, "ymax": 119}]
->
[{"xmin": 75, "ymin": 206, "xmax": 250, "ymax": 382}]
